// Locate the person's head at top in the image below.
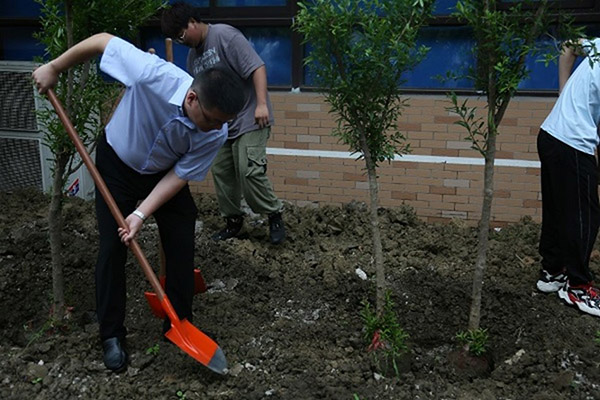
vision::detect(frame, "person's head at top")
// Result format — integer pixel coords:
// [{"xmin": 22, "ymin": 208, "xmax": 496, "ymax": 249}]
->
[
  {"xmin": 185, "ymin": 66, "xmax": 245, "ymax": 132},
  {"xmin": 161, "ymin": 2, "xmax": 207, "ymax": 48}
]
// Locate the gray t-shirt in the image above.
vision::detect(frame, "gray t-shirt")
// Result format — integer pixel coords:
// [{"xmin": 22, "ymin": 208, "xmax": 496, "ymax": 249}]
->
[{"xmin": 187, "ymin": 24, "xmax": 274, "ymax": 139}]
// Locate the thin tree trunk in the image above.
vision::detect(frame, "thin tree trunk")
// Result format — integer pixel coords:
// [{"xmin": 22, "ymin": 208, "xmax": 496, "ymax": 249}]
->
[
  {"xmin": 49, "ymin": 154, "xmax": 68, "ymax": 319},
  {"xmin": 359, "ymin": 130, "xmax": 385, "ymax": 316},
  {"xmin": 468, "ymin": 43, "xmax": 498, "ymax": 330},
  {"xmin": 47, "ymin": 0, "xmax": 76, "ymax": 321},
  {"xmin": 468, "ymin": 133, "xmax": 496, "ymax": 331}
]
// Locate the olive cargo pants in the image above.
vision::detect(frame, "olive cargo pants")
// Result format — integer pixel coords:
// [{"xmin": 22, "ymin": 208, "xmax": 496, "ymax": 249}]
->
[{"xmin": 212, "ymin": 127, "xmax": 282, "ymax": 217}]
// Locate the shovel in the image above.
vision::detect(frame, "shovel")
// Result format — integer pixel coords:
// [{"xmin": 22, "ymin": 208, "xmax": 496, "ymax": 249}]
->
[
  {"xmin": 144, "ymin": 242, "xmax": 207, "ymax": 319},
  {"xmin": 46, "ymin": 88, "xmax": 227, "ymax": 374}
]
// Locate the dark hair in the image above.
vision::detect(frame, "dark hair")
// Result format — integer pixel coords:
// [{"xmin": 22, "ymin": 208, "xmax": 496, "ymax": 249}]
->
[
  {"xmin": 192, "ymin": 67, "xmax": 245, "ymax": 116},
  {"xmin": 160, "ymin": 2, "xmax": 203, "ymax": 39}
]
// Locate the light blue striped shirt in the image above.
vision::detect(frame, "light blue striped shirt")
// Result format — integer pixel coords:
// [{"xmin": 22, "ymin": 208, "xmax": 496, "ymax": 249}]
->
[{"xmin": 100, "ymin": 37, "xmax": 227, "ymax": 181}]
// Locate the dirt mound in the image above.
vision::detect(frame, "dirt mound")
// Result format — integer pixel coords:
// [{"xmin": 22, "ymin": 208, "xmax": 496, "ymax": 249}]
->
[{"xmin": 1, "ymin": 188, "xmax": 599, "ymax": 399}]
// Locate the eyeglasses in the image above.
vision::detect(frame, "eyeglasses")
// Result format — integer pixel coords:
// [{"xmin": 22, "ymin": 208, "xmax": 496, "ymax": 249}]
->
[
  {"xmin": 193, "ymin": 92, "xmax": 234, "ymax": 127},
  {"xmin": 199, "ymin": 103, "xmax": 234, "ymax": 127},
  {"xmin": 175, "ymin": 28, "xmax": 187, "ymax": 44}
]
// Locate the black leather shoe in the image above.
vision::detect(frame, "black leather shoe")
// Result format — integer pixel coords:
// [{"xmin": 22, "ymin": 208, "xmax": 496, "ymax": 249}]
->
[
  {"xmin": 102, "ymin": 337, "xmax": 128, "ymax": 372},
  {"xmin": 211, "ymin": 215, "xmax": 244, "ymax": 241},
  {"xmin": 268, "ymin": 212, "xmax": 285, "ymax": 244}
]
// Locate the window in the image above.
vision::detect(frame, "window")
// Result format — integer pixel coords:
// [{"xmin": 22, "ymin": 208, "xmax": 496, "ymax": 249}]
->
[
  {"xmin": 433, "ymin": 0, "xmax": 457, "ymax": 16},
  {"xmin": 168, "ymin": 0, "xmax": 209, "ymax": 6},
  {"xmin": 216, "ymin": 0, "xmax": 286, "ymax": 6},
  {"xmin": 241, "ymin": 27, "xmax": 292, "ymax": 86},
  {"xmin": 402, "ymin": 26, "xmax": 475, "ymax": 89},
  {"xmin": 0, "ymin": 0, "xmax": 41, "ymax": 18},
  {"xmin": 2, "ymin": 0, "xmax": 600, "ymax": 93},
  {"xmin": 0, "ymin": 26, "xmax": 42, "ymax": 61}
]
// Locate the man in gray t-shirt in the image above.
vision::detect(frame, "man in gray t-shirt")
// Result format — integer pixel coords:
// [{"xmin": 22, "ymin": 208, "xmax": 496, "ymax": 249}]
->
[{"xmin": 162, "ymin": 2, "xmax": 285, "ymax": 244}]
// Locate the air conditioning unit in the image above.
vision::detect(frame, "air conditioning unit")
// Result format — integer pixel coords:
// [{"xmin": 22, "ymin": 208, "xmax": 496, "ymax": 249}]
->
[{"xmin": 0, "ymin": 61, "xmax": 95, "ymax": 200}]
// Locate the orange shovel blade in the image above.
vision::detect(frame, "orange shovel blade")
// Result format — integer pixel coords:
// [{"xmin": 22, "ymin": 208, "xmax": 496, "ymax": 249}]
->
[
  {"xmin": 194, "ymin": 268, "xmax": 207, "ymax": 294},
  {"xmin": 144, "ymin": 268, "xmax": 206, "ymax": 319},
  {"xmin": 165, "ymin": 319, "xmax": 227, "ymax": 374},
  {"xmin": 144, "ymin": 291, "xmax": 166, "ymax": 319}
]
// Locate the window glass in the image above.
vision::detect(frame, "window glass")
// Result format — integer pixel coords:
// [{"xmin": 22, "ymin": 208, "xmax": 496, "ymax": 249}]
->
[
  {"xmin": 302, "ymin": 43, "xmax": 315, "ymax": 87},
  {"xmin": 303, "ymin": 27, "xmax": 475, "ymax": 89},
  {"xmin": 239, "ymin": 27, "xmax": 291, "ymax": 86},
  {"xmin": 402, "ymin": 26, "xmax": 475, "ymax": 89},
  {"xmin": 141, "ymin": 26, "xmax": 291, "ymax": 86},
  {"xmin": 433, "ymin": 0, "xmax": 457, "ymax": 15},
  {"xmin": 585, "ymin": 23, "xmax": 600, "ymax": 39},
  {"xmin": 518, "ymin": 37, "xmax": 560, "ymax": 90},
  {"xmin": 168, "ymin": 0, "xmax": 209, "ymax": 6},
  {"xmin": 0, "ymin": 0, "xmax": 41, "ymax": 17},
  {"xmin": 217, "ymin": 0, "xmax": 286, "ymax": 5},
  {"xmin": 1, "ymin": 27, "xmax": 44, "ymax": 61},
  {"xmin": 518, "ymin": 24, "xmax": 600, "ymax": 90}
]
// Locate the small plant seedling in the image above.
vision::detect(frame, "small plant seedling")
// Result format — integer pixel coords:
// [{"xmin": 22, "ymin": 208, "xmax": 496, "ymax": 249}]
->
[
  {"xmin": 456, "ymin": 328, "xmax": 489, "ymax": 356},
  {"xmin": 176, "ymin": 390, "xmax": 187, "ymax": 399},
  {"xmin": 145, "ymin": 343, "xmax": 160, "ymax": 355},
  {"xmin": 594, "ymin": 331, "xmax": 600, "ymax": 346},
  {"xmin": 31, "ymin": 377, "xmax": 43, "ymax": 384},
  {"xmin": 361, "ymin": 292, "xmax": 409, "ymax": 354},
  {"xmin": 24, "ymin": 318, "xmax": 58, "ymax": 349},
  {"xmin": 361, "ymin": 291, "xmax": 409, "ymax": 376}
]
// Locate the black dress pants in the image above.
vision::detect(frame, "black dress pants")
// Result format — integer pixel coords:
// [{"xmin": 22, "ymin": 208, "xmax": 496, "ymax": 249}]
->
[
  {"xmin": 538, "ymin": 129, "xmax": 598, "ymax": 285},
  {"xmin": 95, "ymin": 134, "xmax": 197, "ymax": 340}
]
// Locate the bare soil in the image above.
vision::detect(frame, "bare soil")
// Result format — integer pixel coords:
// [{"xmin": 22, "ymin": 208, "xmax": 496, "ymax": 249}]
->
[{"xmin": 1, "ymin": 188, "xmax": 600, "ymax": 400}]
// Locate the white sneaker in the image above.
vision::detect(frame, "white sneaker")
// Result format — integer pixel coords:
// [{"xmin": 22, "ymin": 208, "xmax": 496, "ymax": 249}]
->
[
  {"xmin": 536, "ymin": 269, "xmax": 567, "ymax": 293},
  {"xmin": 558, "ymin": 281, "xmax": 600, "ymax": 317}
]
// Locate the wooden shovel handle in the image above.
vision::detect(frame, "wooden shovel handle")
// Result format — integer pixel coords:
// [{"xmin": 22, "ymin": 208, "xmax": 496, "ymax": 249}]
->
[
  {"xmin": 157, "ymin": 37, "xmax": 174, "ymax": 279},
  {"xmin": 165, "ymin": 38, "xmax": 173, "ymax": 63},
  {"xmin": 46, "ymin": 89, "xmax": 167, "ymax": 302}
]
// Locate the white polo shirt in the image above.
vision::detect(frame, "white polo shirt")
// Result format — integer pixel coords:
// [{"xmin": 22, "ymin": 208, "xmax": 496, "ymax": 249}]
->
[{"xmin": 541, "ymin": 38, "xmax": 600, "ymax": 155}]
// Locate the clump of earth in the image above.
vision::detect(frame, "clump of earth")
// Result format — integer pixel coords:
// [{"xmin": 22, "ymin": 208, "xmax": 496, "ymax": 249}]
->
[{"xmin": 1, "ymin": 188, "xmax": 599, "ymax": 399}]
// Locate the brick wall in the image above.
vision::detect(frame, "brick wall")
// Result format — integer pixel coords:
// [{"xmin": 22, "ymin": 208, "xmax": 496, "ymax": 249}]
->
[{"xmin": 190, "ymin": 92, "xmax": 555, "ymax": 226}]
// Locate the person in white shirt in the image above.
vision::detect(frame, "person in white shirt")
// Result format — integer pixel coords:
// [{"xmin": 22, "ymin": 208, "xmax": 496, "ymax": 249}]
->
[{"xmin": 536, "ymin": 37, "xmax": 600, "ymax": 317}]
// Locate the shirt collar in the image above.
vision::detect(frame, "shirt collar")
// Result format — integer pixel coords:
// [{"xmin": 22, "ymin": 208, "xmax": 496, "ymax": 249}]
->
[
  {"xmin": 169, "ymin": 76, "xmax": 193, "ymax": 107},
  {"xmin": 169, "ymin": 76, "xmax": 196, "ymax": 129}
]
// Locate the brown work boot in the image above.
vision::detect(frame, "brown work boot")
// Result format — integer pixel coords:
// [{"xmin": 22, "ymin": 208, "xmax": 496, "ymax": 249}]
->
[{"xmin": 211, "ymin": 215, "xmax": 244, "ymax": 241}]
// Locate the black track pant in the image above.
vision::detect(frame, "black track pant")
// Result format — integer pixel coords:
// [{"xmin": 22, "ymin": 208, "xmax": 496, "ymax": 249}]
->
[
  {"xmin": 538, "ymin": 129, "xmax": 598, "ymax": 285},
  {"xmin": 95, "ymin": 134, "xmax": 197, "ymax": 340}
]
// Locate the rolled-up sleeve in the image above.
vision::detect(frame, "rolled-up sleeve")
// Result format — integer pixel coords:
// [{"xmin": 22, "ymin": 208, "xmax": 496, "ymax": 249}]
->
[
  {"xmin": 174, "ymin": 130, "xmax": 228, "ymax": 182},
  {"xmin": 100, "ymin": 37, "xmax": 158, "ymax": 87}
]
